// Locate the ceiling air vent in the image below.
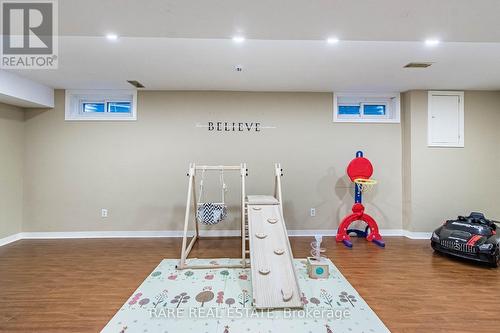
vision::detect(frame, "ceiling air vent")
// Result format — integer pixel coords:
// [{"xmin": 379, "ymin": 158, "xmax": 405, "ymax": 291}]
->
[
  {"xmin": 404, "ymin": 62, "xmax": 433, "ymax": 68},
  {"xmin": 127, "ymin": 80, "xmax": 145, "ymax": 88}
]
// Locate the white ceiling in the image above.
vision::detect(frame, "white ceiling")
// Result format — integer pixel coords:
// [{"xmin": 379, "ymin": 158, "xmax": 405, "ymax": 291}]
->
[
  {"xmin": 8, "ymin": 38, "xmax": 500, "ymax": 92},
  {"xmin": 5, "ymin": 0, "xmax": 500, "ymax": 92},
  {"xmin": 58, "ymin": 0, "xmax": 500, "ymax": 42}
]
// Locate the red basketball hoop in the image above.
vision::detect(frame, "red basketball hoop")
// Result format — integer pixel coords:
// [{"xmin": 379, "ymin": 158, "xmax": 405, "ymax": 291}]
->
[
  {"xmin": 337, "ymin": 151, "xmax": 384, "ymax": 248},
  {"xmin": 353, "ymin": 178, "xmax": 377, "ymax": 192}
]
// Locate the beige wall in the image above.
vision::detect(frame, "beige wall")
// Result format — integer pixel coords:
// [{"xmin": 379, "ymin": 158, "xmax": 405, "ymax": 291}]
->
[
  {"xmin": 23, "ymin": 90, "xmax": 403, "ymax": 233},
  {"xmin": 0, "ymin": 103, "xmax": 24, "ymax": 239},
  {"xmin": 402, "ymin": 90, "xmax": 500, "ymax": 232},
  {"xmin": 4, "ymin": 89, "xmax": 499, "ymax": 237}
]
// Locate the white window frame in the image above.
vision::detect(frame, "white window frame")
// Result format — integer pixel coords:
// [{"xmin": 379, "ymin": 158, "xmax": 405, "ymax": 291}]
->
[
  {"xmin": 65, "ymin": 89, "xmax": 137, "ymax": 121},
  {"xmin": 333, "ymin": 92, "xmax": 401, "ymax": 123},
  {"xmin": 427, "ymin": 91, "xmax": 464, "ymax": 148}
]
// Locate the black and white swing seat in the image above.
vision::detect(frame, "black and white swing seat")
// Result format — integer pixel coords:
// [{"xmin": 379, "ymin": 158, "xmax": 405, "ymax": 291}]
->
[{"xmin": 196, "ymin": 168, "xmax": 228, "ymax": 225}]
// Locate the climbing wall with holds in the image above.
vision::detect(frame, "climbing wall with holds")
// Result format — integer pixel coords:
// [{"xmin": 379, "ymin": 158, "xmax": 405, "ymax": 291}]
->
[{"xmin": 247, "ymin": 195, "xmax": 302, "ymax": 309}]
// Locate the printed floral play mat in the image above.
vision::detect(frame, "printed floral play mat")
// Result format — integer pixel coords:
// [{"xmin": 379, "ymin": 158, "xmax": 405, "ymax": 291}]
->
[{"xmin": 101, "ymin": 258, "xmax": 390, "ymax": 333}]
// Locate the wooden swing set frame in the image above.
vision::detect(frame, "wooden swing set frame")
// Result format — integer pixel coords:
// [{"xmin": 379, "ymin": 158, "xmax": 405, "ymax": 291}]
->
[{"xmin": 177, "ymin": 163, "xmax": 248, "ymax": 270}]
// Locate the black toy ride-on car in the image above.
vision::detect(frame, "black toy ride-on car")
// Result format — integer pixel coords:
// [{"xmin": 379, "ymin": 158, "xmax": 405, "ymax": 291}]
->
[{"xmin": 431, "ymin": 212, "xmax": 500, "ymax": 267}]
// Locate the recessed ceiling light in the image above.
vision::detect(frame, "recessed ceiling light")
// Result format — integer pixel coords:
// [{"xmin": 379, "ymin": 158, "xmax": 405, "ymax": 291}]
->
[
  {"xmin": 425, "ymin": 39, "xmax": 440, "ymax": 46},
  {"xmin": 106, "ymin": 33, "xmax": 118, "ymax": 41},
  {"xmin": 327, "ymin": 37, "xmax": 340, "ymax": 44},
  {"xmin": 232, "ymin": 36, "xmax": 245, "ymax": 43}
]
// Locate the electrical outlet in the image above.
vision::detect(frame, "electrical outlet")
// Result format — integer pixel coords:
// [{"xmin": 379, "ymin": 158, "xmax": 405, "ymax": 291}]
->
[
  {"xmin": 310, "ymin": 208, "xmax": 316, "ymax": 217},
  {"xmin": 101, "ymin": 209, "xmax": 108, "ymax": 218}
]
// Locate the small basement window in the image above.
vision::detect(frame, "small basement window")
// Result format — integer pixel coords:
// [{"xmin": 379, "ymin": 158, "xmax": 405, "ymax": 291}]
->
[
  {"xmin": 333, "ymin": 92, "xmax": 400, "ymax": 123},
  {"xmin": 65, "ymin": 90, "xmax": 137, "ymax": 121}
]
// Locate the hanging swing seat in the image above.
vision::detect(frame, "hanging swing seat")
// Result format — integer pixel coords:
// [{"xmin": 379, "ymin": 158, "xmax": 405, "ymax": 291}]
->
[{"xmin": 196, "ymin": 167, "xmax": 228, "ymax": 225}]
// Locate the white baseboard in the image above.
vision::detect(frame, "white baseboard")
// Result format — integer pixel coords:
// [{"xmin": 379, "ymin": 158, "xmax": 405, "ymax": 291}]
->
[
  {"xmin": 287, "ymin": 229, "xmax": 431, "ymax": 239},
  {"xmin": 0, "ymin": 229, "xmax": 432, "ymax": 247},
  {"xmin": 20, "ymin": 230, "xmax": 241, "ymax": 239},
  {"xmin": 0, "ymin": 233, "xmax": 22, "ymax": 247},
  {"xmin": 402, "ymin": 230, "xmax": 433, "ymax": 239},
  {"xmin": 287, "ymin": 229, "xmax": 337, "ymax": 237},
  {"xmin": 21, "ymin": 230, "xmax": 184, "ymax": 239}
]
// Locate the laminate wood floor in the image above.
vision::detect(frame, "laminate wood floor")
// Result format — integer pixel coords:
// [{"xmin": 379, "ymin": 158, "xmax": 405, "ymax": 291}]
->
[{"xmin": 0, "ymin": 237, "xmax": 498, "ymax": 332}]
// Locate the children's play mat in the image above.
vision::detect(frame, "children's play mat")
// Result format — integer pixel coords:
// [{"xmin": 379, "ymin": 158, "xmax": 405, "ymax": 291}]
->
[{"xmin": 101, "ymin": 258, "xmax": 390, "ymax": 333}]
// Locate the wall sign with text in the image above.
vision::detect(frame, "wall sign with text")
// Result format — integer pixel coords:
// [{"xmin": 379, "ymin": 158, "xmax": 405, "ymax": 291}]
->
[{"xmin": 196, "ymin": 122, "xmax": 276, "ymax": 132}]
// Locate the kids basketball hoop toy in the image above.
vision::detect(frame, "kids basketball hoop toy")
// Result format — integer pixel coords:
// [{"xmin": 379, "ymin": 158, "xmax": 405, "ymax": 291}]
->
[{"xmin": 336, "ymin": 151, "xmax": 385, "ymax": 248}]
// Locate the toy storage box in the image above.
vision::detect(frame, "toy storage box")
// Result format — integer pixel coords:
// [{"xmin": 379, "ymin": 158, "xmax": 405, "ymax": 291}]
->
[{"xmin": 306, "ymin": 257, "xmax": 329, "ymax": 279}]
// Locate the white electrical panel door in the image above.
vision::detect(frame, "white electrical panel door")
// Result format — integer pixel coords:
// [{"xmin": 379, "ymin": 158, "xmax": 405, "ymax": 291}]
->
[{"xmin": 428, "ymin": 91, "xmax": 464, "ymax": 147}]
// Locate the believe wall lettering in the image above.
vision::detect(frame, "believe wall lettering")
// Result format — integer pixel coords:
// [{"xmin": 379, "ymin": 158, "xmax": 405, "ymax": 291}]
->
[{"xmin": 207, "ymin": 122, "xmax": 261, "ymax": 132}]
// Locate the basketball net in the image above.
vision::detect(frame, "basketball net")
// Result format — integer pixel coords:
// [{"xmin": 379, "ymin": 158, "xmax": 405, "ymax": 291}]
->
[{"xmin": 354, "ymin": 178, "xmax": 377, "ymax": 193}]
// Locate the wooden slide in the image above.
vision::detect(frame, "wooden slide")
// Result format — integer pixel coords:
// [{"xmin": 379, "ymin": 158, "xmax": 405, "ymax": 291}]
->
[{"xmin": 247, "ymin": 195, "xmax": 303, "ymax": 309}]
